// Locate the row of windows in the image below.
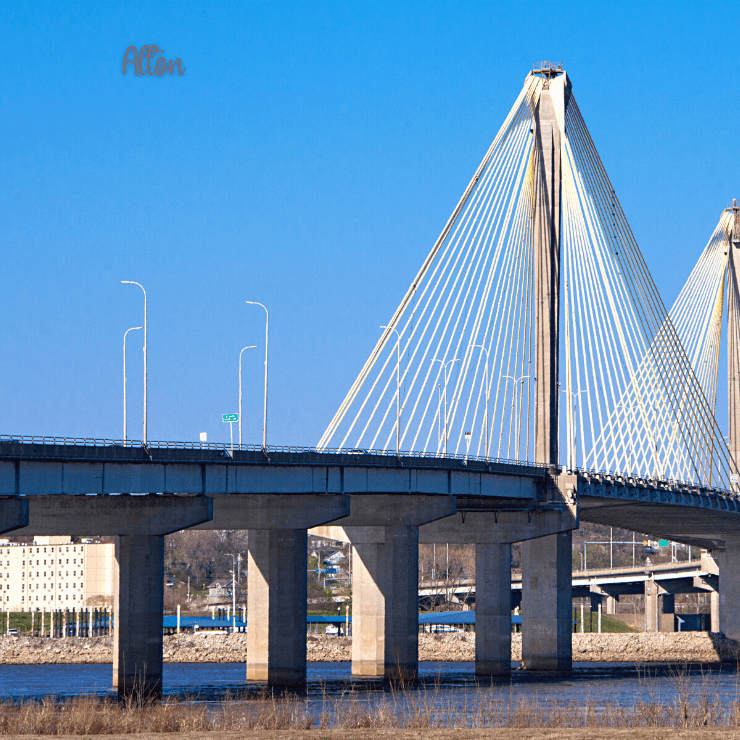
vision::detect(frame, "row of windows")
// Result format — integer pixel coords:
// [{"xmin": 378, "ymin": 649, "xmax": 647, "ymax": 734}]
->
[
  {"xmin": 0, "ymin": 583, "xmax": 81, "ymax": 590},
  {"xmin": 0, "ymin": 547, "xmax": 83, "ymax": 555},
  {"xmin": 0, "ymin": 573, "xmax": 83, "ymax": 580},
  {"xmin": 0, "ymin": 595, "xmax": 83, "ymax": 602},
  {"xmin": 0, "ymin": 559, "xmax": 83, "ymax": 567}
]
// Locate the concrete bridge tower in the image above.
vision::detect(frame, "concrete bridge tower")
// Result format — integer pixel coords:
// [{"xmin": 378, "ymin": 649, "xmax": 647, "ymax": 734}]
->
[
  {"xmin": 721, "ymin": 200, "xmax": 740, "ymax": 641},
  {"xmin": 727, "ymin": 200, "xmax": 740, "ymax": 475},
  {"xmin": 521, "ymin": 63, "xmax": 573, "ymax": 671}
]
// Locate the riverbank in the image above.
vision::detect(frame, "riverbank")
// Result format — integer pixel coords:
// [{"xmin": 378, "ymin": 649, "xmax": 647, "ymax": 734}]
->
[{"xmin": 0, "ymin": 631, "xmax": 737, "ymax": 665}]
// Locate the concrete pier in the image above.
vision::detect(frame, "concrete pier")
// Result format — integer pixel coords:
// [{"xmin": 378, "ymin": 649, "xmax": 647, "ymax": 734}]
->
[
  {"xmin": 711, "ymin": 590, "xmax": 720, "ymax": 633},
  {"xmin": 350, "ymin": 524, "xmax": 420, "ymax": 679},
  {"xmin": 247, "ymin": 528, "xmax": 308, "ymax": 684},
  {"xmin": 719, "ymin": 538, "xmax": 740, "ymax": 640},
  {"xmin": 521, "ymin": 531, "xmax": 573, "ymax": 670},
  {"xmin": 113, "ymin": 535, "xmax": 165, "ymax": 696},
  {"xmin": 193, "ymin": 493, "xmax": 349, "ymax": 686},
  {"xmin": 420, "ymin": 507, "xmax": 576, "ymax": 676},
  {"xmin": 15, "ymin": 494, "xmax": 213, "ymax": 697},
  {"xmin": 474, "ymin": 542, "xmax": 512, "ymax": 675},
  {"xmin": 316, "ymin": 494, "xmax": 455, "ymax": 680}
]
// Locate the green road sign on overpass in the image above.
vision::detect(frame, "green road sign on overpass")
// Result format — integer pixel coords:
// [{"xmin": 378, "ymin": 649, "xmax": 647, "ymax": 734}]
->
[{"xmin": 222, "ymin": 414, "xmax": 238, "ymax": 422}]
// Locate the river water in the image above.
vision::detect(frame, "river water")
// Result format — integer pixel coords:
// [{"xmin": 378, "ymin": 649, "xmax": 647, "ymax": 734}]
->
[{"xmin": 0, "ymin": 662, "xmax": 739, "ymax": 709}]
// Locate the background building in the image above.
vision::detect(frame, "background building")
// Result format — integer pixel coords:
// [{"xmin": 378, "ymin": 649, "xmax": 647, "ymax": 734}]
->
[{"xmin": 0, "ymin": 536, "xmax": 114, "ymax": 611}]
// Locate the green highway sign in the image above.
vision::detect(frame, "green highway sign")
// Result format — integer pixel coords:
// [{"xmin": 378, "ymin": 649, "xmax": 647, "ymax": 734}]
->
[
  {"xmin": 222, "ymin": 413, "xmax": 238, "ymax": 422},
  {"xmin": 658, "ymin": 540, "xmax": 669, "ymax": 547}
]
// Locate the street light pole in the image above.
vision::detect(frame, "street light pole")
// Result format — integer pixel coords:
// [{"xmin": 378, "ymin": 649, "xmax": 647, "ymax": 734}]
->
[
  {"xmin": 239, "ymin": 346, "xmax": 257, "ymax": 446},
  {"xmin": 471, "ymin": 343, "xmax": 490, "ymax": 460},
  {"xmin": 380, "ymin": 325, "xmax": 402, "ymax": 455},
  {"xmin": 246, "ymin": 302, "xmax": 268, "ymax": 449},
  {"xmin": 561, "ymin": 388, "xmax": 587, "ymax": 471},
  {"xmin": 123, "ymin": 326, "xmax": 143, "ymax": 444},
  {"xmin": 432, "ymin": 358, "xmax": 460, "ymax": 455},
  {"xmin": 503, "ymin": 374, "xmax": 531, "ymax": 460},
  {"xmin": 121, "ymin": 281, "xmax": 147, "ymax": 444}
]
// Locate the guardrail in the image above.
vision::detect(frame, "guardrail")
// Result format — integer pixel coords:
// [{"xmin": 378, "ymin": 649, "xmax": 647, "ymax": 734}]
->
[
  {"xmin": 0, "ymin": 434, "xmax": 547, "ymax": 469},
  {"xmin": 572, "ymin": 465, "xmax": 735, "ymax": 498}
]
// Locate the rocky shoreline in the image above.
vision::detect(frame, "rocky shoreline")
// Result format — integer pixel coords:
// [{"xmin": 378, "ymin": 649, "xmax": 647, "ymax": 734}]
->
[{"xmin": 0, "ymin": 631, "xmax": 737, "ymax": 665}]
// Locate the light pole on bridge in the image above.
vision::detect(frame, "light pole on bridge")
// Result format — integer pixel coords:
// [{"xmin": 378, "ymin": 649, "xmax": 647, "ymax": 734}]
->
[
  {"xmin": 122, "ymin": 326, "xmax": 143, "ymax": 444},
  {"xmin": 503, "ymin": 374, "xmax": 531, "ymax": 461},
  {"xmin": 239, "ymin": 346, "xmax": 257, "ymax": 446},
  {"xmin": 381, "ymin": 325, "xmax": 402, "ymax": 456},
  {"xmin": 121, "ymin": 281, "xmax": 147, "ymax": 445},
  {"xmin": 432, "ymin": 358, "xmax": 460, "ymax": 456},
  {"xmin": 471, "ymin": 343, "xmax": 491, "ymax": 460},
  {"xmin": 561, "ymin": 388, "xmax": 588, "ymax": 472},
  {"xmin": 246, "ymin": 301, "xmax": 269, "ymax": 450}
]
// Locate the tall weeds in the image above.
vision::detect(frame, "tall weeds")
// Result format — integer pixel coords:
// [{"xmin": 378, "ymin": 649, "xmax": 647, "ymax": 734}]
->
[{"xmin": 0, "ymin": 668, "xmax": 738, "ymax": 733}]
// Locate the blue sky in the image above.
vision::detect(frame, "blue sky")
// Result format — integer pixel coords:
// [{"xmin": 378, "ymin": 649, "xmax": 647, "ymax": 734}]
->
[{"xmin": 1, "ymin": 1, "xmax": 738, "ymax": 447}]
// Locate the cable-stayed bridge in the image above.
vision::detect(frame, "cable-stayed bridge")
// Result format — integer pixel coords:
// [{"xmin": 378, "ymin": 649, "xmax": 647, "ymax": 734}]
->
[{"xmin": 2, "ymin": 64, "xmax": 740, "ymax": 693}]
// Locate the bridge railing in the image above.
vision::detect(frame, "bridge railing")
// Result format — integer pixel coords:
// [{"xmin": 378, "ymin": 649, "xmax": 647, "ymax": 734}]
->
[
  {"xmin": 0, "ymin": 434, "xmax": 547, "ymax": 469},
  {"xmin": 572, "ymin": 465, "xmax": 734, "ymax": 497}
]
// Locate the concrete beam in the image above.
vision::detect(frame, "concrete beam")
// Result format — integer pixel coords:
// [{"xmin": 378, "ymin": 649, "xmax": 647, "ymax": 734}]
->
[
  {"xmin": 13, "ymin": 494, "xmax": 212, "ymax": 536},
  {"xmin": 693, "ymin": 575, "xmax": 718, "ymax": 592},
  {"xmin": 0, "ymin": 455, "xmax": 541, "ymax": 499},
  {"xmin": 192, "ymin": 493, "xmax": 349, "ymax": 530},
  {"xmin": 319, "ymin": 494, "xmax": 457, "ymax": 531},
  {"xmin": 0, "ymin": 497, "xmax": 28, "ymax": 534},
  {"xmin": 419, "ymin": 507, "xmax": 577, "ymax": 544}
]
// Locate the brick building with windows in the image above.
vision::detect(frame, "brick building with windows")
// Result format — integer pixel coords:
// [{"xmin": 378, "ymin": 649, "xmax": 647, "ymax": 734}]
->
[{"xmin": 0, "ymin": 536, "xmax": 114, "ymax": 610}]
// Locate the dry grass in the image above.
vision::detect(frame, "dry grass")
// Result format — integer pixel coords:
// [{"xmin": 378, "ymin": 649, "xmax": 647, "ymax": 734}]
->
[{"xmin": 0, "ymin": 666, "xmax": 738, "ymax": 734}]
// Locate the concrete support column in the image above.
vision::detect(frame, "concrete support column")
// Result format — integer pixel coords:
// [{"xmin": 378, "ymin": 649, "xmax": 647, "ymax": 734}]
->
[
  {"xmin": 247, "ymin": 529, "xmax": 307, "ymax": 685},
  {"xmin": 113, "ymin": 535, "xmax": 165, "ymax": 696},
  {"xmin": 521, "ymin": 530, "xmax": 572, "ymax": 670},
  {"xmin": 661, "ymin": 594, "xmax": 675, "ymax": 633},
  {"xmin": 315, "ymin": 494, "xmax": 456, "ymax": 681},
  {"xmin": 719, "ymin": 537, "xmax": 740, "ymax": 640},
  {"xmin": 18, "ymin": 494, "xmax": 213, "ymax": 697},
  {"xmin": 711, "ymin": 590, "xmax": 720, "ymax": 632},
  {"xmin": 195, "ymin": 494, "xmax": 349, "ymax": 687},
  {"xmin": 606, "ymin": 595, "xmax": 616, "ymax": 615},
  {"xmin": 474, "ymin": 542, "xmax": 512, "ymax": 676},
  {"xmin": 350, "ymin": 525, "xmax": 419, "ymax": 680},
  {"xmin": 420, "ymin": 507, "xmax": 577, "ymax": 677},
  {"xmin": 644, "ymin": 579, "xmax": 658, "ymax": 632},
  {"xmin": 589, "ymin": 594, "xmax": 601, "ymax": 616}
]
